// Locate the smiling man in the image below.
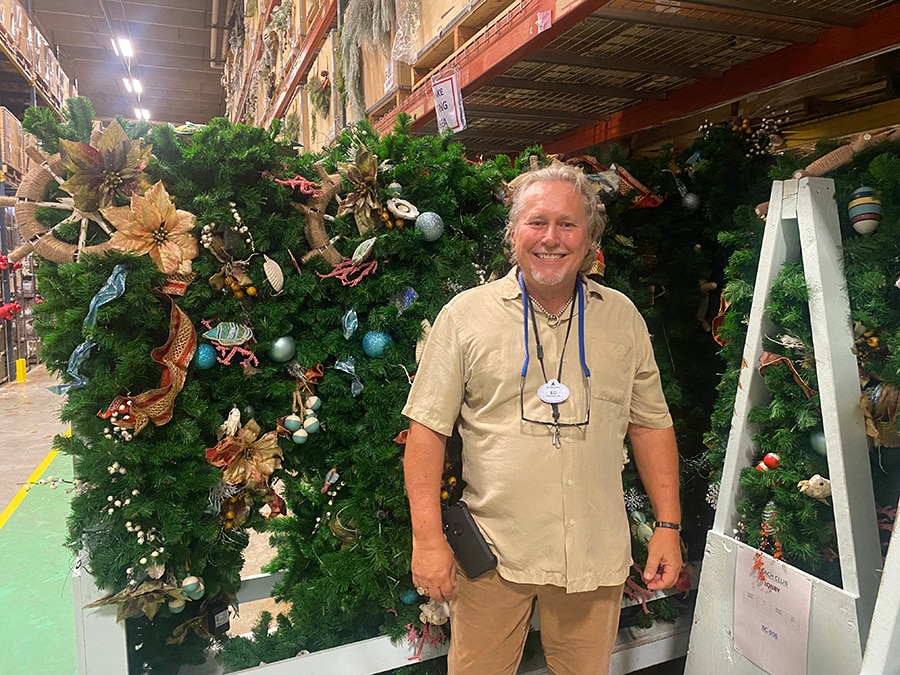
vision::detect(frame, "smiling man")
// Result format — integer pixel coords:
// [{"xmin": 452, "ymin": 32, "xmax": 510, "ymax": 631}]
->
[{"xmin": 403, "ymin": 163, "xmax": 682, "ymax": 674}]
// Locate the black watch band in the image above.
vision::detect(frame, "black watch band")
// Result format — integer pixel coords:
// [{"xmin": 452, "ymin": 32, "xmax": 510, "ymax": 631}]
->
[{"xmin": 653, "ymin": 521, "xmax": 682, "ymax": 532}]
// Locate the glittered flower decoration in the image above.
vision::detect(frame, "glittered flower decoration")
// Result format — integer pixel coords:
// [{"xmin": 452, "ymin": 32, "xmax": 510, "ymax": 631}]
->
[
  {"xmin": 205, "ymin": 419, "xmax": 283, "ymax": 492},
  {"xmin": 337, "ymin": 143, "xmax": 381, "ymax": 235},
  {"xmin": 59, "ymin": 119, "xmax": 152, "ymax": 212},
  {"xmin": 103, "ymin": 182, "xmax": 198, "ymax": 275}
]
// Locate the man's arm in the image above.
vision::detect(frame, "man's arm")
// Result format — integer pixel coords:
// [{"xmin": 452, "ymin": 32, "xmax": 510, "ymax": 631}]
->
[
  {"xmin": 628, "ymin": 423, "xmax": 683, "ymax": 590},
  {"xmin": 403, "ymin": 420, "xmax": 458, "ymax": 602}
]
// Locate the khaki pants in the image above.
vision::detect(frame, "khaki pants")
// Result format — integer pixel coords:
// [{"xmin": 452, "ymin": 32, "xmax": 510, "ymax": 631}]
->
[{"xmin": 448, "ymin": 568, "xmax": 624, "ymax": 675}]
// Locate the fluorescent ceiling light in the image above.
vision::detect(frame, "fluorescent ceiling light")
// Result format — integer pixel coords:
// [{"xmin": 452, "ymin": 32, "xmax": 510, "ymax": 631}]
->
[
  {"xmin": 131, "ymin": 78, "xmax": 142, "ymax": 93},
  {"xmin": 117, "ymin": 38, "xmax": 134, "ymax": 58},
  {"xmin": 134, "ymin": 108, "xmax": 151, "ymax": 121},
  {"xmin": 123, "ymin": 77, "xmax": 132, "ymax": 92},
  {"xmin": 111, "ymin": 38, "xmax": 119, "ymax": 56}
]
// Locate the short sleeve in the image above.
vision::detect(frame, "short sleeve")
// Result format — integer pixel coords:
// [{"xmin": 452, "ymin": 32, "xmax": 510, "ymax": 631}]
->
[{"xmin": 401, "ymin": 302, "xmax": 467, "ymax": 436}]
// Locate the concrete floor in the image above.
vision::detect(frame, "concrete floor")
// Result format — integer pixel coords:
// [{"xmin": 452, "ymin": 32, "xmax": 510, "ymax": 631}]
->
[
  {"xmin": 0, "ymin": 364, "xmax": 77, "ymax": 675},
  {"xmin": 0, "ymin": 364, "xmax": 68, "ymax": 509}
]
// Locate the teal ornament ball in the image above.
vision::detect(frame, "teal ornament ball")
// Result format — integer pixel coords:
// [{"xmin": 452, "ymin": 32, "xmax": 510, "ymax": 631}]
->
[
  {"xmin": 303, "ymin": 416, "xmax": 320, "ymax": 434},
  {"xmin": 292, "ymin": 428, "xmax": 308, "ymax": 444},
  {"xmin": 387, "ymin": 181, "xmax": 404, "ymax": 196},
  {"xmin": 186, "ymin": 581, "xmax": 206, "ymax": 601},
  {"xmin": 362, "ymin": 330, "xmax": 393, "ymax": 358},
  {"xmin": 400, "ymin": 588, "xmax": 420, "ymax": 605},
  {"xmin": 305, "ymin": 395, "xmax": 322, "ymax": 412},
  {"xmin": 283, "ymin": 414, "xmax": 303, "ymax": 432},
  {"xmin": 415, "ymin": 211, "xmax": 444, "ymax": 242},
  {"xmin": 810, "ymin": 430, "xmax": 827, "ymax": 457},
  {"xmin": 269, "ymin": 336, "xmax": 296, "ymax": 363},
  {"xmin": 193, "ymin": 343, "xmax": 217, "ymax": 370},
  {"xmin": 182, "ymin": 576, "xmax": 201, "ymax": 593}
]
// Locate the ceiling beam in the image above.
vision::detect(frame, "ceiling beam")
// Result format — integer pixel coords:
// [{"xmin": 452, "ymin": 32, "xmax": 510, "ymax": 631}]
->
[
  {"xmin": 588, "ymin": 7, "xmax": 815, "ymax": 44},
  {"xmin": 545, "ymin": 2, "xmax": 900, "ymax": 154},
  {"xmin": 36, "ymin": 17, "xmax": 209, "ymax": 46},
  {"xmin": 488, "ymin": 76, "xmax": 666, "ymax": 101},
  {"xmin": 527, "ymin": 49, "xmax": 722, "ymax": 80},
  {"xmin": 374, "ymin": 0, "xmax": 614, "ymax": 134},
  {"xmin": 681, "ymin": 0, "xmax": 860, "ymax": 27},
  {"xmin": 457, "ymin": 127, "xmax": 562, "ymax": 143},
  {"xmin": 465, "ymin": 103, "xmax": 597, "ymax": 125}
]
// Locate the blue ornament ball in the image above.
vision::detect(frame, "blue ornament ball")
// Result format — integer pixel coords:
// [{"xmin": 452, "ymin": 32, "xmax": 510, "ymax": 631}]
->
[
  {"xmin": 399, "ymin": 588, "xmax": 420, "ymax": 605},
  {"xmin": 362, "ymin": 330, "xmax": 393, "ymax": 358},
  {"xmin": 193, "ymin": 343, "xmax": 217, "ymax": 370},
  {"xmin": 415, "ymin": 211, "xmax": 444, "ymax": 242},
  {"xmin": 269, "ymin": 336, "xmax": 296, "ymax": 363}
]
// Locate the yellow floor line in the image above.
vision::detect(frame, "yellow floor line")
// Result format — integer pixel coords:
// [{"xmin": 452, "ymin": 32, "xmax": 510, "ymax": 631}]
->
[{"xmin": 0, "ymin": 428, "xmax": 70, "ymax": 531}]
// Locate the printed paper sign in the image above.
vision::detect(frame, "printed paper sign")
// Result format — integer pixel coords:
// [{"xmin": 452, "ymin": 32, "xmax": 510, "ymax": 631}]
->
[
  {"xmin": 432, "ymin": 72, "xmax": 466, "ymax": 133},
  {"xmin": 734, "ymin": 546, "xmax": 812, "ymax": 675}
]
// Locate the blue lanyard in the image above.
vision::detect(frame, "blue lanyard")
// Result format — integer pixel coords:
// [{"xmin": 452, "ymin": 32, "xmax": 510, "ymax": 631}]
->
[{"xmin": 519, "ymin": 270, "xmax": 591, "ymax": 380}]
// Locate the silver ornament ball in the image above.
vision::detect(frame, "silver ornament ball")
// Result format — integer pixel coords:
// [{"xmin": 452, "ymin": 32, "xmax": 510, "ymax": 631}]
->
[
  {"xmin": 682, "ymin": 193, "xmax": 701, "ymax": 211},
  {"xmin": 269, "ymin": 336, "xmax": 296, "ymax": 363},
  {"xmin": 415, "ymin": 212, "xmax": 444, "ymax": 242}
]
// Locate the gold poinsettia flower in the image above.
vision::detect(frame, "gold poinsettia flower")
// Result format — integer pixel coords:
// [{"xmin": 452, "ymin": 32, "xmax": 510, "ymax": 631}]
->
[
  {"xmin": 103, "ymin": 182, "xmax": 198, "ymax": 274},
  {"xmin": 59, "ymin": 119, "xmax": 152, "ymax": 212},
  {"xmin": 337, "ymin": 143, "xmax": 381, "ymax": 235},
  {"xmin": 205, "ymin": 419, "xmax": 283, "ymax": 492},
  {"xmin": 84, "ymin": 579, "xmax": 184, "ymax": 622}
]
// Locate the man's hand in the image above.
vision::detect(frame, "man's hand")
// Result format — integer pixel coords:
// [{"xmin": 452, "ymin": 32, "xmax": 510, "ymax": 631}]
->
[
  {"xmin": 412, "ymin": 537, "xmax": 458, "ymax": 602},
  {"xmin": 642, "ymin": 527, "xmax": 683, "ymax": 590}
]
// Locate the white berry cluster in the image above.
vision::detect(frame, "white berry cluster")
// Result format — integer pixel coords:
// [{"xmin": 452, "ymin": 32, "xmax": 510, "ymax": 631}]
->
[
  {"xmin": 312, "ymin": 479, "xmax": 346, "ymax": 534},
  {"xmin": 104, "ymin": 401, "xmax": 135, "ymax": 442},
  {"xmin": 24, "ymin": 475, "xmax": 83, "ymax": 494},
  {"xmin": 125, "ymin": 519, "xmax": 165, "ymax": 567},
  {"xmin": 105, "ymin": 490, "xmax": 134, "ymax": 515},
  {"xmin": 107, "ymin": 461, "xmax": 127, "ymax": 475},
  {"xmin": 229, "ymin": 202, "xmax": 255, "ymax": 250},
  {"xmin": 200, "ymin": 222, "xmax": 216, "ymax": 250}
]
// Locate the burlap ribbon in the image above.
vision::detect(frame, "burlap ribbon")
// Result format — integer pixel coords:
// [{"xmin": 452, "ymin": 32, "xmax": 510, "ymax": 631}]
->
[{"xmin": 98, "ymin": 296, "xmax": 197, "ymax": 434}]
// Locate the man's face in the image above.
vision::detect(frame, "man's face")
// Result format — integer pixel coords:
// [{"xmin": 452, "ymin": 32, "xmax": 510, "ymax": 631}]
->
[{"xmin": 510, "ymin": 180, "xmax": 592, "ymax": 293}]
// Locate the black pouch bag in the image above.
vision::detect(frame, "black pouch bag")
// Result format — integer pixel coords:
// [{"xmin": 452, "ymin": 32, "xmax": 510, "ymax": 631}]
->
[{"xmin": 442, "ymin": 500, "xmax": 497, "ymax": 578}]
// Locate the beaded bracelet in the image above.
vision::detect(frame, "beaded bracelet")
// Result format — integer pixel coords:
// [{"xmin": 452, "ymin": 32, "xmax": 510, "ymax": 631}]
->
[{"xmin": 653, "ymin": 521, "xmax": 682, "ymax": 531}]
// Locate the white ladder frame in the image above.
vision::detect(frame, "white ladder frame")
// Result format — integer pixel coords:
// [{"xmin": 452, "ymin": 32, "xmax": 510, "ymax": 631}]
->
[{"xmin": 686, "ymin": 178, "xmax": 882, "ymax": 673}]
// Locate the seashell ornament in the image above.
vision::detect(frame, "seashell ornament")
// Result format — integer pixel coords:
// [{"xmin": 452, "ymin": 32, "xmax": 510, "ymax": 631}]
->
[{"xmin": 262, "ymin": 254, "xmax": 284, "ymax": 293}]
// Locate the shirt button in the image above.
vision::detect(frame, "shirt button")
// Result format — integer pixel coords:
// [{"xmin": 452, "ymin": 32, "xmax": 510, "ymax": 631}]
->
[
  {"xmin": 565, "ymin": 437, "xmax": 572, "ymax": 444},
  {"xmin": 569, "ymin": 518, "xmax": 576, "ymax": 526},
  {"xmin": 567, "ymin": 479, "xmax": 574, "ymax": 486}
]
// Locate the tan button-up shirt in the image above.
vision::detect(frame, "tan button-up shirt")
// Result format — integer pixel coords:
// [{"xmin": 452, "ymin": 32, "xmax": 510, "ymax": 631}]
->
[{"xmin": 403, "ymin": 268, "xmax": 672, "ymax": 592}]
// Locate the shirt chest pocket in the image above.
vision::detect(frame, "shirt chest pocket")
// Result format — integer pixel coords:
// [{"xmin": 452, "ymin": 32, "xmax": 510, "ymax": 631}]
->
[{"xmin": 587, "ymin": 341, "xmax": 633, "ymax": 407}]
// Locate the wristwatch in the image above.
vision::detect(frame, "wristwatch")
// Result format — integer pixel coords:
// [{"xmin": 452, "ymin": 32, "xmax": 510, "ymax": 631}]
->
[{"xmin": 653, "ymin": 521, "xmax": 682, "ymax": 532}]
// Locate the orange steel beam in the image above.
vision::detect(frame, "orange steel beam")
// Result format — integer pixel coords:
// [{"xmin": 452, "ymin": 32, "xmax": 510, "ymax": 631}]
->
[
  {"xmin": 374, "ymin": 0, "xmax": 610, "ymax": 135},
  {"xmin": 264, "ymin": 0, "xmax": 338, "ymax": 127},
  {"xmin": 545, "ymin": 2, "xmax": 900, "ymax": 154}
]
